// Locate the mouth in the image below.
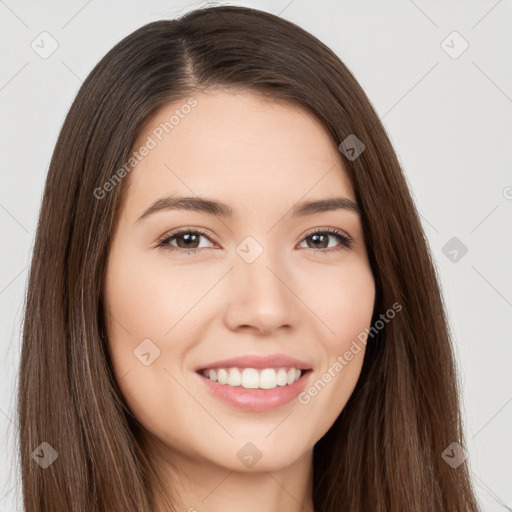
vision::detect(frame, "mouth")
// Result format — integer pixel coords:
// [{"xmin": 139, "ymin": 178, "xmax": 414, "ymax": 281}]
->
[
  {"xmin": 196, "ymin": 366, "xmax": 313, "ymax": 390},
  {"xmin": 195, "ymin": 366, "xmax": 313, "ymax": 411}
]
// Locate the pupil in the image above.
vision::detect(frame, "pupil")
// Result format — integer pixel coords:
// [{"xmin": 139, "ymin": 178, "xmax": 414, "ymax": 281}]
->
[{"xmin": 311, "ymin": 234, "xmax": 327, "ymax": 249}]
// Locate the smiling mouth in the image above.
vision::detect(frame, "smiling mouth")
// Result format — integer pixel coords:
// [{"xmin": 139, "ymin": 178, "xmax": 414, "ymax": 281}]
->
[{"xmin": 197, "ymin": 366, "xmax": 313, "ymax": 390}]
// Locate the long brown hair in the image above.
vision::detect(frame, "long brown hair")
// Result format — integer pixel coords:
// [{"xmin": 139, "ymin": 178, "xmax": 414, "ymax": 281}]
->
[{"xmin": 17, "ymin": 5, "xmax": 480, "ymax": 511}]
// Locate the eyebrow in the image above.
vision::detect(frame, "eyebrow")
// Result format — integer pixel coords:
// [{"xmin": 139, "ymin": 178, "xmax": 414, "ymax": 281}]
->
[{"xmin": 136, "ymin": 195, "xmax": 360, "ymax": 223}]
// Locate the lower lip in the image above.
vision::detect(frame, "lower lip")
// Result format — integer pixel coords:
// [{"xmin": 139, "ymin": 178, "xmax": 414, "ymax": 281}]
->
[{"xmin": 196, "ymin": 370, "xmax": 313, "ymax": 411}]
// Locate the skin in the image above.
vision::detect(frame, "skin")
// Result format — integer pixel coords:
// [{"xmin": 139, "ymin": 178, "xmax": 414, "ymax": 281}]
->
[{"xmin": 103, "ymin": 90, "xmax": 376, "ymax": 512}]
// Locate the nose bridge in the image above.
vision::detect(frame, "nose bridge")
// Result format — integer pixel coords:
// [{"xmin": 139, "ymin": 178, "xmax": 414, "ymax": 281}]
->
[{"xmin": 224, "ymin": 237, "xmax": 297, "ymax": 332}]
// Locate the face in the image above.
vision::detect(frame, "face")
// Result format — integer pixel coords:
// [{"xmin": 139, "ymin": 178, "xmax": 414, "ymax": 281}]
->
[{"xmin": 103, "ymin": 90, "xmax": 375, "ymax": 473}]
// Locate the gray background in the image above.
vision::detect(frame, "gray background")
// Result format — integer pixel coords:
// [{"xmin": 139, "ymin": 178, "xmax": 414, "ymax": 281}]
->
[{"xmin": 1, "ymin": 0, "xmax": 511, "ymax": 510}]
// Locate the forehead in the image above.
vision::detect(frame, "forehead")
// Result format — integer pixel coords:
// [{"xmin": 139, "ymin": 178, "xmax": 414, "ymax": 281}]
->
[{"xmin": 121, "ymin": 90, "xmax": 355, "ymax": 220}]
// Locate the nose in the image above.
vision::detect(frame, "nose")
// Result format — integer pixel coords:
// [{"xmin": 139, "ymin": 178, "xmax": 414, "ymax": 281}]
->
[{"xmin": 223, "ymin": 251, "xmax": 299, "ymax": 335}]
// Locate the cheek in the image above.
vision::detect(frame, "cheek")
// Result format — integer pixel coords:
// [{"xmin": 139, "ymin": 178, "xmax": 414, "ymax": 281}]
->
[
  {"xmin": 299, "ymin": 257, "xmax": 376, "ymax": 345},
  {"xmin": 330, "ymin": 272, "xmax": 375, "ymax": 344},
  {"xmin": 102, "ymin": 250, "xmax": 177, "ymax": 390},
  {"xmin": 102, "ymin": 248, "xmax": 220, "ymax": 398},
  {"xmin": 102, "ymin": 250, "xmax": 204, "ymax": 435},
  {"xmin": 103, "ymin": 248, "xmax": 210, "ymax": 342},
  {"xmin": 295, "ymin": 261, "xmax": 374, "ymax": 430}
]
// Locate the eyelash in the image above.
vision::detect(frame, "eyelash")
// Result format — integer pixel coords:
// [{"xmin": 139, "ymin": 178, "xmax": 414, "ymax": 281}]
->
[{"xmin": 157, "ymin": 227, "xmax": 353, "ymax": 257}]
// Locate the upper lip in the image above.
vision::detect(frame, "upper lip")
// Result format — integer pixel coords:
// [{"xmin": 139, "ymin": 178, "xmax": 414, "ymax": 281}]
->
[{"xmin": 196, "ymin": 354, "xmax": 313, "ymax": 371}]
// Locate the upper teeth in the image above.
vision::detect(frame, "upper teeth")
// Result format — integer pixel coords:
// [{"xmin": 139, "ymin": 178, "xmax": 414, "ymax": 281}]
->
[{"xmin": 201, "ymin": 367, "xmax": 302, "ymax": 389}]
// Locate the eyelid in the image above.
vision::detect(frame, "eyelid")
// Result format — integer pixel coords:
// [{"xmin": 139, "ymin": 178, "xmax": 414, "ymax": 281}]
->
[
  {"xmin": 156, "ymin": 226, "xmax": 218, "ymax": 247},
  {"xmin": 301, "ymin": 226, "xmax": 352, "ymax": 242}
]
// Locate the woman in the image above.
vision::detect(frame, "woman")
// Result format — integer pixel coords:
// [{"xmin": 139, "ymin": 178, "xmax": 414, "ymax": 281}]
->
[{"xmin": 17, "ymin": 5, "xmax": 480, "ymax": 511}]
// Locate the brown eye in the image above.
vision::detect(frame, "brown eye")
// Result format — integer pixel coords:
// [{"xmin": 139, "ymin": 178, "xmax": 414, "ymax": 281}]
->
[
  {"xmin": 158, "ymin": 228, "xmax": 215, "ymax": 255},
  {"xmin": 169, "ymin": 232, "xmax": 201, "ymax": 249},
  {"xmin": 305, "ymin": 233, "xmax": 330, "ymax": 249},
  {"xmin": 298, "ymin": 228, "xmax": 353, "ymax": 253}
]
